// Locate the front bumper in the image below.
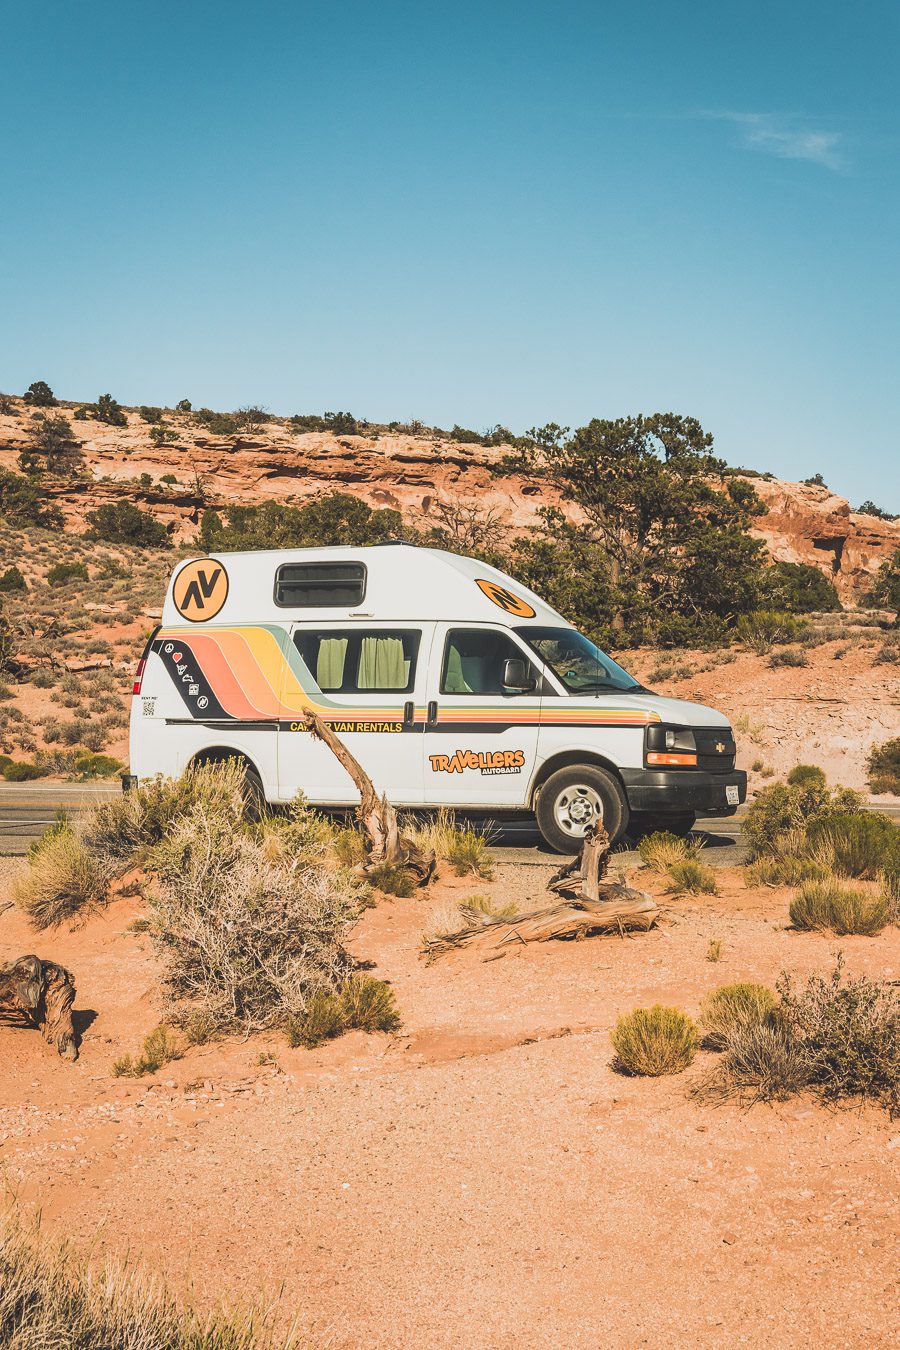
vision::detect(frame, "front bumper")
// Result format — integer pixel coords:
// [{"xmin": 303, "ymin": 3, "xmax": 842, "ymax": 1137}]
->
[{"xmin": 620, "ymin": 767, "xmax": 747, "ymax": 817}]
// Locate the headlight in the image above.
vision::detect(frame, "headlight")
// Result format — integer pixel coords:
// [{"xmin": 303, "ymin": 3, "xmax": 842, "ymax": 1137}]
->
[{"xmin": 645, "ymin": 724, "xmax": 698, "ymax": 767}]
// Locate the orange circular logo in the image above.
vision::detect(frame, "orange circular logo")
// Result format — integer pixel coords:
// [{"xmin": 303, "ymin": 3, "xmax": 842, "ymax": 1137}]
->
[
  {"xmin": 475, "ymin": 578, "xmax": 536, "ymax": 618},
  {"xmin": 173, "ymin": 558, "xmax": 229, "ymax": 622}
]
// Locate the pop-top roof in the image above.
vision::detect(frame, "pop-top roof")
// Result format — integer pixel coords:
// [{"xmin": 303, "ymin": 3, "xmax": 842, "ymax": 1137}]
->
[{"xmin": 161, "ymin": 543, "xmax": 568, "ymax": 628}]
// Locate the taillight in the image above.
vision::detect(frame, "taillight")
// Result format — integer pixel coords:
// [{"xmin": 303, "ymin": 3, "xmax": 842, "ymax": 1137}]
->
[{"xmin": 132, "ymin": 657, "xmax": 147, "ymax": 695}]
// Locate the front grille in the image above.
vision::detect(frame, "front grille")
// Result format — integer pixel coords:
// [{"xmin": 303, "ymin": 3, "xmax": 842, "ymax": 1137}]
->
[{"xmin": 694, "ymin": 727, "xmax": 736, "ymax": 772}]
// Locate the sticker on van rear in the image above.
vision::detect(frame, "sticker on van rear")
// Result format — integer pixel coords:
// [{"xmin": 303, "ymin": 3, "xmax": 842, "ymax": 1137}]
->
[
  {"xmin": 173, "ymin": 558, "xmax": 229, "ymax": 622},
  {"xmin": 475, "ymin": 578, "xmax": 536, "ymax": 619}
]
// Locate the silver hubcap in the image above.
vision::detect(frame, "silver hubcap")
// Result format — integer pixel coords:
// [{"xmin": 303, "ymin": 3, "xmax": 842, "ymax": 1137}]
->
[{"xmin": 553, "ymin": 784, "xmax": 604, "ymax": 838}]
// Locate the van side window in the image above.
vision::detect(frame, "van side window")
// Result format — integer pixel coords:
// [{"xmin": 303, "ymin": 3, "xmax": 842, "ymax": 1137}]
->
[
  {"xmin": 275, "ymin": 562, "xmax": 366, "ymax": 608},
  {"xmin": 441, "ymin": 629, "xmax": 535, "ymax": 695},
  {"xmin": 293, "ymin": 630, "xmax": 420, "ymax": 693}
]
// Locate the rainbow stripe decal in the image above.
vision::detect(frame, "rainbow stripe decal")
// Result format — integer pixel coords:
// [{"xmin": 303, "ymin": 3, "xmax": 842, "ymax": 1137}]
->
[{"xmin": 153, "ymin": 626, "xmax": 660, "ymax": 729}]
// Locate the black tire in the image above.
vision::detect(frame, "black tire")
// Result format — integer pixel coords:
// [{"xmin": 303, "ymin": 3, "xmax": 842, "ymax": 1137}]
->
[
  {"xmin": 534, "ymin": 764, "xmax": 629, "ymax": 853},
  {"xmin": 240, "ymin": 764, "xmax": 266, "ymax": 821}
]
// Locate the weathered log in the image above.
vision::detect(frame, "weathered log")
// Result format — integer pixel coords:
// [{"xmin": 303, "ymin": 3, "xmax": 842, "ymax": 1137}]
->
[
  {"xmin": 424, "ymin": 891, "xmax": 659, "ymax": 957},
  {"xmin": 300, "ymin": 710, "xmax": 435, "ymax": 884},
  {"xmin": 0, "ymin": 955, "xmax": 78, "ymax": 1059}
]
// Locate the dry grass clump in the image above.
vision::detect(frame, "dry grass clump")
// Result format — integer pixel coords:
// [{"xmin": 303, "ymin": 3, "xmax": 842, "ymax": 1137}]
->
[
  {"xmin": 701, "ymin": 1023, "xmax": 811, "ymax": 1104},
  {"xmin": 401, "ymin": 809, "xmax": 494, "ymax": 878},
  {"xmin": 806, "ymin": 810, "xmax": 899, "ymax": 881},
  {"xmin": 286, "ymin": 975, "xmax": 400, "ymax": 1048},
  {"xmin": 789, "ymin": 879, "xmax": 890, "ymax": 936},
  {"xmin": 367, "ymin": 860, "xmax": 417, "ymax": 897},
  {"xmin": 699, "ymin": 982, "xmax": 777, "ymax": 1049},
  {"xmin": 0, "ymin": 1208, "xmax": 301, "ymax": 1349},
  {"xmin": 637, "ymin": 830, "xmax": 702, "ymax": 873},
  {"xmin": 611, "ymin": 1005, "xmax": 698, "ymax": 1076},
  {"xmin": 665, "ymin": 859, "xmax": 718, "ymax": 895},
  {"xmin": 112, "ymin": 1024, "xmax": 183, "ymax": 1078},
  {"xmin": 12, "ymin": 823, "xmax": 110, "ymax": 929}
]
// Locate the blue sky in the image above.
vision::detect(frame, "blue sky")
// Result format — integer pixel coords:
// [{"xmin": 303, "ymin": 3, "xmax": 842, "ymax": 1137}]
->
[{"xmin": 2, "ymin": 1, "xmax": 898, "ymax": 509}]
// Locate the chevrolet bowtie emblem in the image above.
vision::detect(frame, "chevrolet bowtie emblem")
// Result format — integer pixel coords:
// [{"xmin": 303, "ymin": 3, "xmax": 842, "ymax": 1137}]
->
[{"xmin": 715, "ymin": 741, "xmax": 725, "ymax": 753}]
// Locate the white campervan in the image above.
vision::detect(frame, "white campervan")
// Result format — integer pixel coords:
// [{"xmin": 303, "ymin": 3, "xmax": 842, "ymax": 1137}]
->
[{"xmin": 128, "ymin": 544, "xmax": 745, "ymax": 851}]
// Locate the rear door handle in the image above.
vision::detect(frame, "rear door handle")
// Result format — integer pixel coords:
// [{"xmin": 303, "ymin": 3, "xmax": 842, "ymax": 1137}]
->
[
  {"xmin": 427, "ymin": 700, "xmax": 437, "ymax": 726},
  {"xmin": 403, "ymin": 700, "xmax": 414, "ymax": 725}
]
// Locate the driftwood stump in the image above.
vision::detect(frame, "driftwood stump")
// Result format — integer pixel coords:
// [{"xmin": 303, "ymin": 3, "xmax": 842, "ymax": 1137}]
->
[
  {"xmin": 301, "ymin": 710, "xmax": 435, "ymax": 885},
  {"xmin": 0, "ymin": 955, "xmax": 78, "ymax": 1059},
  {"xmin": 424, "ymin": 823, "xmax": 658, "ymax": 958}
]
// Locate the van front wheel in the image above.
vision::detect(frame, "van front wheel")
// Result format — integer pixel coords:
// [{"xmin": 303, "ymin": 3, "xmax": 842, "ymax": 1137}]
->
[{"xmin": 535, "ymin": 765, "xmax": 628, "ymax": 854}]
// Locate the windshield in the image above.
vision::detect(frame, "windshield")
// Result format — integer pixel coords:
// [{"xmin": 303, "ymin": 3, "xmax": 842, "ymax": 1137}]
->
[{"xmin": 515, "ymin": 626, "xmax": 642, "ymax": 694}]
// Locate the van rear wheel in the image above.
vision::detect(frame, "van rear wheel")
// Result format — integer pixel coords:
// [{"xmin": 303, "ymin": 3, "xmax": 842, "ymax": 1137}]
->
[{"xmin": 535, "ymin": 765, "xmax": 628, "ymax": 854}]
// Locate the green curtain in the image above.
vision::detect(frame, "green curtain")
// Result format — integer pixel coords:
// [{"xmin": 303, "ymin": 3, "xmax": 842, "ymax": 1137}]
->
[
  {"xmin": 358, "ymin": 637, "xmax": 407, "ymax": 690},
  {"xmin": 316, "ymin": 637, "xmax": 348, "ymax": 689}
]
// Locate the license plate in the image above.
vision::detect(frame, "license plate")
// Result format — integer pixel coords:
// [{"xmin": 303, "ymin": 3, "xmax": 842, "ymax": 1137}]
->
[{"xmin": 726, "ymin": 785, "xmax": 740, "ymax": 805}]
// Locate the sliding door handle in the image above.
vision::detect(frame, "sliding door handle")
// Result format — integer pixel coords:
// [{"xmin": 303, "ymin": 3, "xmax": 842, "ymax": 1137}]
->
[
  {"xmin": 403, "ymin": 700, "xmax": 414, "ymax": 725},
  {"xmin": 427, "ymin": 700, "xmax": 437, "ymax": 726}
]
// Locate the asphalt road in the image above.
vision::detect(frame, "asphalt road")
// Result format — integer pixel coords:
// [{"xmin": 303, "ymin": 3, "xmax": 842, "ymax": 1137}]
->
[{"xmin": 3, "ymin": 783, "xmax": 896, "ymax": 863}]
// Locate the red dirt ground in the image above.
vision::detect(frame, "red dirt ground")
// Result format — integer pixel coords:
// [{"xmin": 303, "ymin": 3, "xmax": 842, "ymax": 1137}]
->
[{"xmin": 2, "ymin": 858, "xmax": 898, "ymax": 1348}]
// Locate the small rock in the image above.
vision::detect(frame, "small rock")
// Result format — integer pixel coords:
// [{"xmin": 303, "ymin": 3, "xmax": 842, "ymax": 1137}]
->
[{"xmin": 722, "ymin": 1232, "xmax": 738, "ymax": 1246}]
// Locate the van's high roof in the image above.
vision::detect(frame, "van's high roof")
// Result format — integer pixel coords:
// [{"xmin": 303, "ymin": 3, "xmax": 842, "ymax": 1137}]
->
[{"xmin": 161, "ymin": 543, "xmax": 568, "ymax": 628}]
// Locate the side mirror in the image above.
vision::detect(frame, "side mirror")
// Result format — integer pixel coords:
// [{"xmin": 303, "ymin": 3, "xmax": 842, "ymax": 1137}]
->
[{"xmin": 502, "ymin": 658, "xmax": 536, "ymax": 692}]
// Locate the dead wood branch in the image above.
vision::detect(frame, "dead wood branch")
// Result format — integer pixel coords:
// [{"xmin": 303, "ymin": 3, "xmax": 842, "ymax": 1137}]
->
[
  {"xmin": 0, "ymin": 955, "xmax": 77, "ymax": 1059},
  {"xmin": 424, "ymin": 892, "xmax": 658, "ymax": 958},
  {"xmin": 301, "ymin": 710, "xmax": 434, "ymax": 884},
  {"xmin": 425, "ymin": 823, "xmax": 657, "ymax": 958}
]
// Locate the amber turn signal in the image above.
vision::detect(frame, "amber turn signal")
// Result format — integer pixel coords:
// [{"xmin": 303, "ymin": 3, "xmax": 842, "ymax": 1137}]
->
[{"xmin": 646, "ymin": 751, "xmax": 698, "ymax": 767}]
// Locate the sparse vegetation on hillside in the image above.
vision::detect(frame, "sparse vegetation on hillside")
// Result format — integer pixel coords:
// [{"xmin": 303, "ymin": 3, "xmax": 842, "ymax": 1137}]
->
[
  {"xmin": 0, "ymin": 468, "xmax": 64, "ymax": 528},
  {"xmin": 85, "ymin": 500, "xmax": 170, "ymax": 547},
  {"xmin": 22, "ymin": 379, "xmax": 57, "ymax": 407},
  {"xmin": 18, "ymin": 414, "xmax": 83, "ymax": 475},
  {"xmin": 867, "ymin": 737, "xmax": 900, "ymax": 796},
  {"xmin": 198, "ymin": 492, "xmax": 402, "ymax": 550}
]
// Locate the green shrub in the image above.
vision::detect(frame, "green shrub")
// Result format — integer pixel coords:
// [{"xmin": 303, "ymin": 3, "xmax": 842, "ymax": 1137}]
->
[
  {"xmin": 112, "ymin": 1024, "xmax": 183, "ymax": 1077},
  {"xmin": 789, "ymin": 879, "xmax": 890, "ymax": 936},
  {"xmin": 175, "ymin": 397, "xmax": 192, "ymax": 412},
  {"xmin": 786, "ymin": 763, "xmax": 827, "ymax": 789},
  {"xmin": 195, "ymin": 407, "xmax": 239, "ymax": 435},
  {"xmin": 367, "ymin": 860, "xmax": 416, "ymax": 897},
  {"xmin": 138, "ymin": 405, "xmax": 163, "ymax": 423},
  {"xmin": 806, "ymin": 810, "xmax": 899, "ymax": 880},
  {"xmin": 286, "ymin": 990, "xmax": 345, "ymax": 1047},
  {"xmin": 665, "ymin": 859, "xmax": 718, "ymax": 895},
  {"xmin": 73, "ymin": 752, "xmax": 123, "ymax": 779},
  {"xmin": 18, "ymin": 414, "xmax": 83, "ymax": 475},
  {"xmin": 0, "ymin": 466, "xmax": 64, "ymax": 527},
  {"xmin": 611, "ymin": 1005, "xmax": 698, "ymax": 1076},
  {"xmin": 90, "ymin": 393, "xmax": 127, "ymax": 426},
  {"xmin": 758, "ymin": 561, "xmax": 841, "ymax": 613},
  {"xmin": 699, "ymin": 983, "xmax": 777, "ymax": 1049},
  {"xmin": 637, "ymin": 830, "xmax": 701, "ymax": 872},
  {"xmin": 339, "ymin": 974, "xmax": 400, "ymax": 1034},
  {"xmin": 447, "ymin": 826, "xmax": 494, "ymax": 878},
  {"xmin": 47, "ymin": 561, "xmax": 88, "ymax": 585},
  {"xmin": 867, "ymin": 738, "xmax": 900, "ymax": 795},
  {"xmin": 0, "ymin": 565, "xmax": 26, "ymax": 592},
  {"xmin": 743, "ymin": 777, "xmax": 864, "ymax": 859},
  {"xmin": 2, "ymin": 761, "xmax": 48, "ymax": 781},
  {"xmin": 736, "ymin": 610, "xmax": 810, "ymax": 654},
  {"xmin": 745, "ymin": 853, "xmax": 829, "ymax": 887},
  {"xmin": 85, "ymin": 500, "xmax": 169, "ymax": 547},
  {"xmin": 332, "ymin": 825, "xmax": 367, "ymax": 867},
  {"xmin": 22, "ymin": 379, "xmax": 57, "ymax": 407}
]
